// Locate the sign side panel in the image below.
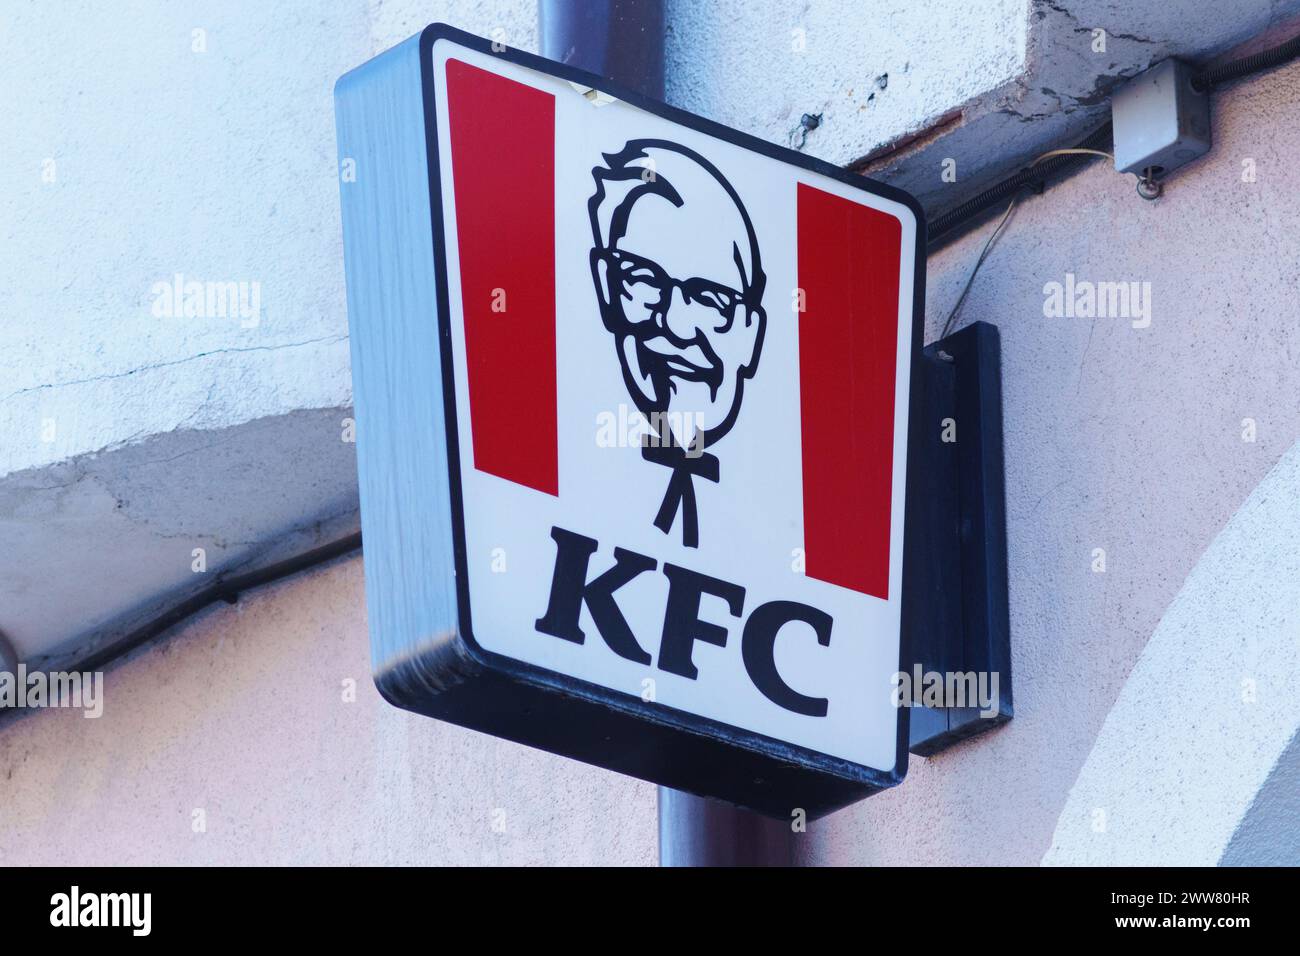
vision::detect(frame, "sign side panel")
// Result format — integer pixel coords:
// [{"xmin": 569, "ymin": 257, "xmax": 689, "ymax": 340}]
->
[{"xmin": 336, "ymin": 36, "xmax": 461, "ymax": 673}]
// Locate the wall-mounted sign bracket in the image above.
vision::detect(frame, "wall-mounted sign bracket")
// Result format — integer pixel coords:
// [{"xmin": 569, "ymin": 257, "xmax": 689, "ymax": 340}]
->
[{"xmin": 904, "ymin": 321, "xmax": 1013, "ymax": 756}]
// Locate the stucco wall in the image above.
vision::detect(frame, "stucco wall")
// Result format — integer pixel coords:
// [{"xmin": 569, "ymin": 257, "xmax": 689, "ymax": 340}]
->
[
  {"xmin": 0, "ymin": 555, "xmax": 656, "ymax": 866},
  {"xmin": 805, "ymin": 55, "xmax": 1300, "ymax": 866},
  {"xmin": 663, "ymin": 0, "xmax": 1028, "ymax": 164}
]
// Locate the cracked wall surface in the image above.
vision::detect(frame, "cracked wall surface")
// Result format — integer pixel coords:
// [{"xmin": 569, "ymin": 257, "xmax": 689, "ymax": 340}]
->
[
  {"xmin": 662, "ymin": 0, "xmax": 1030, "ymax": 165},
  {"xmin": 1, "ymin": 3, "xmax": 366, "ymax": 480},
  {"xmin": 870, "ymin": 0, "xmax": 1300, "ymax": 215}
]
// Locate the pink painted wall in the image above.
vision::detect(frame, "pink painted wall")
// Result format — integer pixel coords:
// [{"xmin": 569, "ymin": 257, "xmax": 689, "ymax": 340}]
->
[{"xmin": 0, "ymin": 557, "xmax": 656, "ymax": 866}]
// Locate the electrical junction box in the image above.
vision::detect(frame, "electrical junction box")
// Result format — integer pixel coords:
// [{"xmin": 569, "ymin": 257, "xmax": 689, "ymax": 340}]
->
[{"xmin": 1111, "ymin": 58, "xmax": 1211, "ymax": 177}]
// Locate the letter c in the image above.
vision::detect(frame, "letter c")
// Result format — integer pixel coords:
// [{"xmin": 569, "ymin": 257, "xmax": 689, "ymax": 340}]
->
[{"xmin": 741, "ymin": 601, "xmax": 832, "ymax": 717}]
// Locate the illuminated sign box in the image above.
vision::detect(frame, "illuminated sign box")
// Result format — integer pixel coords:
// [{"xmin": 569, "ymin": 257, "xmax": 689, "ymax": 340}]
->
[{"xmin": 336, "ymin": 24, "xmax": 924, "ymax": 818}]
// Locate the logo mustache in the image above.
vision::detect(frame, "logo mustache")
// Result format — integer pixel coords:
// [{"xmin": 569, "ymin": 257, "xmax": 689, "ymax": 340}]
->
[{"xmin": 632, "ymin": 330, "xmax": 724, "ymax": 398}]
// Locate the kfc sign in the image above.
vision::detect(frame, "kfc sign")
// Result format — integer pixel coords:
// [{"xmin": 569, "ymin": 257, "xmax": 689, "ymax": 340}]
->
[{"xmin": 337, "ymin": 25, "xmax": 925, "ymax": 818}]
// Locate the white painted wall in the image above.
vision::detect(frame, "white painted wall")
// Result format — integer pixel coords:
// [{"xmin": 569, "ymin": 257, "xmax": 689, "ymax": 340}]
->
[
  {"xmin": 664, "ymin": 0, "xmax": 1028, "ymax": 163},
  {"xmin": 0, "ymin": 0, "xmax": 1025, "ymax": 479},
  {"xmin": 0, "ymin": 1, "xmax": 367, "ymax": 477}
]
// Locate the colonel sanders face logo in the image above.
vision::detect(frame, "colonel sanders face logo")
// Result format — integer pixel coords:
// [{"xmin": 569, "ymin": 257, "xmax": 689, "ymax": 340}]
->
[{"xmin": 589, "ymin": 140, "xmax": 767, "ymax": 548}]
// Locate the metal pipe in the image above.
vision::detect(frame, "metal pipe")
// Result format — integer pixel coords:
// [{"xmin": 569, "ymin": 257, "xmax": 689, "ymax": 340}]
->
[
  {"xmin": 538, "ymin": 0, "xmax": 797, "ymax": 867},
  {"xmin": 539, "ymin": 0, "xmax": 664, "ymax": 100},
  {"xmin": 658, "ymin": 790, "xmax": 797, "ymax": 867}
]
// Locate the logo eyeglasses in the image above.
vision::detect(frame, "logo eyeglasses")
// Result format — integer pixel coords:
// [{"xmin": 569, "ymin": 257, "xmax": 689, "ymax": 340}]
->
[{"xmin": 596, "ymin": 247, "xmax": 748, "ymax": 328}]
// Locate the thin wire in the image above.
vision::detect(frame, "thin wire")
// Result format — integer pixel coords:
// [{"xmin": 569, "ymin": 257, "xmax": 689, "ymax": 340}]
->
[
  {"xmin": 927, "ymin": 125, "xmax": 1114, "ymax": 249},
  {"xmin": 1030, "ymin": 147, "xmax": 1113, "ymax": 164},
  {"xmin": 931, "ymin": 32, "xmax": 1300, "ymax": 249},
  {"xmin": 937, "ymin": 145, "xmax": 1117, "ymax": 342},
  {"xmin": 939, "ymin": 193, "xmax": 1024, "ymax": 341},
  {"xmin": 933, "ymin": 31, "xmax": 1300, "ymax": 309}
]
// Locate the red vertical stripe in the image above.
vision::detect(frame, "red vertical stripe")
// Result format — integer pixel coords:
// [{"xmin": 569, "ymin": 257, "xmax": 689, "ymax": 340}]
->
[
  {"xmin": 446, "ymin": 59, "xmax": 558, "ymax": 495},
  {"xmin": 797, "ymin": 183, "xmax": 902, "ymax": 599}
]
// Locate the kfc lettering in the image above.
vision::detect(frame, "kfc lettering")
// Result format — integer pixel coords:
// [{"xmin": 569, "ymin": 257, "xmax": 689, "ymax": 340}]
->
[{"xmin": 536, "ymin": 525, "xmax": 834, "ymax": 717}]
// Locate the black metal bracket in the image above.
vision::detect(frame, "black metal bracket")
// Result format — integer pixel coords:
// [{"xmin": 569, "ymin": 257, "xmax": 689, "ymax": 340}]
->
[{"xmin": 904, "ymin": 321, "xmax": 1013, "ymax": 756}]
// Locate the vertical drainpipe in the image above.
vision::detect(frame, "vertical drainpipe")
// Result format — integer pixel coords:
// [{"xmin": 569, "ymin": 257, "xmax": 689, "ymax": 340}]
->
[
  {"xmin": 539, "ymin": 0, "xmax": 798, "ymax": 868},
  {"xmin": 539, "ymin": 0, "xmax": 665, "ymax": 100}
]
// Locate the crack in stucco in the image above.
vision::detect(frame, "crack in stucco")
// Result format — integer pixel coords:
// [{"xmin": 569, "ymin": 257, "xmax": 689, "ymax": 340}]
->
[
  {"xmin": 122, "ymin": 434, "xmax": 246, "ymax": 470},
  {"xmin": 1074, "ymin": 26, "xmax": 1162, "ymax": 44},
  {"xmin": 0, "ymin": 334, "xmax": 349, "ymax": 407}
]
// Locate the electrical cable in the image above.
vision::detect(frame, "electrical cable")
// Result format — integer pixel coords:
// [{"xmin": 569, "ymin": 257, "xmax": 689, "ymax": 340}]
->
[
  {"xmin": 938, "ymin": 144, "xmax": 1115, "ymax": 340},
  {"xmin": 65, "ymin": 531, "xmax": 362, "ymax": 677},
  {"xmin": 927, "ymin": 123, "xmax": 1114, "ymax": 250},
  {"xmin": 1193, "ymin": 31, "xmax": 1300, "ymax": 91},
  {"xmin": 930, "ymin": 31, "xmax": 1300, "ymax": 335},
  {"xmin": 939, "ymin": 195, "xmax": 1023, "ymax": 342}
]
